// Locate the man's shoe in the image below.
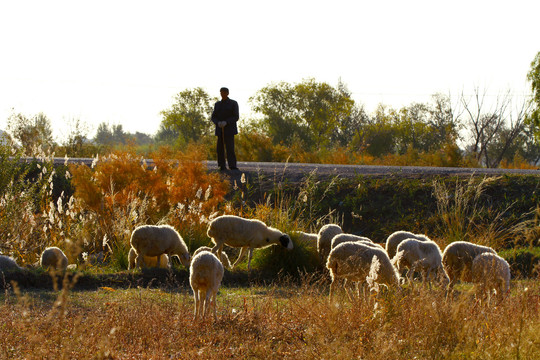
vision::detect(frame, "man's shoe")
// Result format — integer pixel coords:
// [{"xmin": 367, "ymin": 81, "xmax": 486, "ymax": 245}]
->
[
  {"xmin": 219, "ymin": 167, "xmax": 227, "ymax": 171},
  {"xmin": 229, "ymin": 167, "xmax": 239, "ymax": 170}
]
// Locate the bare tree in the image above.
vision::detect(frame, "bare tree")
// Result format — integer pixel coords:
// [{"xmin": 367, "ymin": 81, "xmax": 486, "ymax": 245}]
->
[{"xmin": 460, "ymin": 87, "xmax": 530, "ymax": 167}]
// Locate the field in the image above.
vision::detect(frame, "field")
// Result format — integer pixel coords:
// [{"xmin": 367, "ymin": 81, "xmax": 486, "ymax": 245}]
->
[
  {"xmin": 1, "ymin": 147, "xmax": 539, "ymax": 359},
  {"xmin": 1, "ymin": 275, "xmax": 539, "ymax": 359}
]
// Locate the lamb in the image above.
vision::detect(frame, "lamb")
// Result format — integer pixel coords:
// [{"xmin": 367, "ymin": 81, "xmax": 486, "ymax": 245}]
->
[
  {"xmin": 130, "ymin": 224, "xmax": 191, "ymax": 269},
  {"xmin": 127, "ymin": 247, "xmax": 169, "ymax": 270},
  {"xmin": 394, "ymin": 238, "xmax": 449, "ymax": 288},
  {"xmin": 193, "ymin": 246, "xmax": 231, "ymax": 269},
  {"xmin": 326, "ymin": 241, "xmax": 400, "ymax": 300},
  {"xmin": 189, "ymin": 250, "xmax": 224, "ymax": 321},
  {"xmin": 330, "ymin": 233, "xmax": 381, "ymax": 250},
  {"xmin": 207, "ymin": 215, "xmax": 293, "ymax": 271},
  {"xmin": 317, "ymin": 224, "xmax": 343, "ymax": 262},
  {"xmin": 385, "ymin": 230, "xmax": 429, "ymax": 259},
  {"xmin": 0, "ymin": 255, "xmax": 22, "ymax": 272},
  {"xmin": 442, "ymin": 241, "xmax": 497, "ymax": 290},
  {"xmin": 471, "ymin": 252, "xmax": 511, "ymax": 303},
  {"xmin": 40, "ymin": 246, "xmax": 69, "ymax": 271}
]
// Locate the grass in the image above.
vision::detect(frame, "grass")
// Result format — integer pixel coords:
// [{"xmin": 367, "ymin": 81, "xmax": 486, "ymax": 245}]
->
[{"xmin": 1, "ymin": 277, "xmax": 538, "ymax": 359}]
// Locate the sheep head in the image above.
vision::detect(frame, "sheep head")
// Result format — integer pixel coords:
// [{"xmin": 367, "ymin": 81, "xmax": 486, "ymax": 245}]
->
[{"xmin": 279, "ymin": 234, "xmax": 293, "ymax": 250}]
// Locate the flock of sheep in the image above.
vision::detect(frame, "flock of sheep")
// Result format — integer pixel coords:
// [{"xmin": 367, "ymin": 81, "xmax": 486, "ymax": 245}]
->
[{"xmin": 0, "ymin": 215, "xmax": 511, "ymax": 321}]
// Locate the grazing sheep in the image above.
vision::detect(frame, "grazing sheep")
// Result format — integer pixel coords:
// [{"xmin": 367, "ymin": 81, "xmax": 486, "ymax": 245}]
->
[
  {"xmin": 190, "ymin": 250, "xmax": 224, "ymax": 321},
  {"xmin": 385, "ymin": 231, "xmax": 429, "ymax": 259},
  {"xmin": 330, "ymin": 233, "xmax": 381, "ymax": 250},
  {"xmin": 317, "ymin": 224, "xmax": 343, "ymax": 262},
  {"xmin": 127, "ymin": 247, "xmax": 169, "ymax": 270},
  {"xmin": 471, "ymin": 252, "xmax": 511, "ymax": 303},
  {"xmin": 292, "ymin": 231, "xmax": 318, "ymax": 248},
  {"xmin": 394, "ymin": 238, "xmax": 449, "ymax": 288},
  {"xmin": 442, "ymin": 241, "xmax": 497, "ymax": 290},
  {"xmin": 193, "ymin": 246, "xmax": 231, "ymax": 269},
  {"xmin": 0, "ymin": 255, "xmax": 22, "ymax": 272},
  {"xmin": 207, "ymin": 215, "xmax": 293, "ymax": 271},
  {"xmin": 40, "ymin": 247, "xmax": 69, "ymax": 271},
  {"xmin": 326, "ymin": 242, "xmax": 400, "ymax": 300},
  {"xmin": 130, "ymin": 224, "xmax": 191, "ymax": 270}
]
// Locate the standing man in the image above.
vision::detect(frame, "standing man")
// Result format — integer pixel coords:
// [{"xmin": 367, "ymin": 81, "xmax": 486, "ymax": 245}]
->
[{"xmin": 211, "ymin": 87, "xmax": 239, "ymax": 171}]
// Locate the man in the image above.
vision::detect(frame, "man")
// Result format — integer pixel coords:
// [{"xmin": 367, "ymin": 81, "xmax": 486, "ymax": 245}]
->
[{"xmin": 211, "ymin": 87, "xmax": 239, "ymax": 171}]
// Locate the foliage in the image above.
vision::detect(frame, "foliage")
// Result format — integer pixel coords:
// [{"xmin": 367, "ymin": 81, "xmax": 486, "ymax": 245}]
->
[
  {"xmin": 526, "ymin": 51, "xmax": 540, "ymax": 142},
  {"xmin": 6, "ymin": 111, "xmax": 54, "ymax": 155},
  {"xmin": 159, "ymin": 87, "xmax": 216, "ymax": 148},
  {"xmin": 68, "ymin": 145, "xmax": 230, "ymax": 257},
  {"xmin": 249, "ymin": 78, "xmax": 357, "ymax": 150}
]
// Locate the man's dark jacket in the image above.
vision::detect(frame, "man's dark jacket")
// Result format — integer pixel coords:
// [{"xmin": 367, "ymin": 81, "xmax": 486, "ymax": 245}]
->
[{"xmin": 211, "ymin": 98, "xmax": 239, "ymax": 136}]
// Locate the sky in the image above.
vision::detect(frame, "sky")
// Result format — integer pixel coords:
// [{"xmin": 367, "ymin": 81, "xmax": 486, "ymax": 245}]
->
[{"xmin": 0, "ymin": 0, "xmax": 538, "ymax": 142}]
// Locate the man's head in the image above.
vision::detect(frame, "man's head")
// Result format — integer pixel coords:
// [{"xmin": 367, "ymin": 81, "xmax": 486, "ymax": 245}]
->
[{"xmin": 220, "ymin": 87, "xmax": 229, "ymax": 100}]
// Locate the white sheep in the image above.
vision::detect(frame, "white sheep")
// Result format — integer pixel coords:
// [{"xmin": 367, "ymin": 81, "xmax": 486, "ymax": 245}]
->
[
  {"xmin": 442, "ymin": 241, "xmax": 497, "ymax": 290},
  {"xmin": 385, "ymin": 230, "xmax": 429, "ymax": 259},
  {"xmin": 40, "ymin": 246, "xmax": 69, "ymax": 271},
  {"xmin": 193, "ymin": 246, "xmax": 231, "ymax": 269},
  {"xmin": 189, "ymin": 250, "xmax": 224, "ymax": 321},
  {"xmin": 317, "ymin": 224, "xmax": 343, "ymax": 262},
  {"xmin": 130, "ymin": 224, "xmax": 191, "ymax": 269},
  {"xmin": 207, "ymin": 215, "xmax": 293, "ymax": 271},
  {"xmin": 471, "ymin": 252, "xmax": 511, "ymax": 303},
  {"xmin": 127, "ymin": 247, "xmax": 169, "ymax": 270},
  {"xmin": 0, "ymin": 255, "xmax": 22, "ymax": 272},
  {"xmin": 291, "ymin": 231, "xmax": 318, "ymax": 249},
  {"xmin": 394, "ymin": 238, "xmax": 449, "ymax": 288},
  {"xmin": 326, "ymin": 241, "xmax": 400, "ymax": 300},
  {"xmin": 330, "ymin": 233, "xmax": 380, "ymax": 250}
]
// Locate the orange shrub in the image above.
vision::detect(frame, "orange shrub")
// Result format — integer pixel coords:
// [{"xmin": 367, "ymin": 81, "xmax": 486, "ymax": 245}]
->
[{"xmin": 69, "ymin": 146, "xmax": 229, "ymax": 251}]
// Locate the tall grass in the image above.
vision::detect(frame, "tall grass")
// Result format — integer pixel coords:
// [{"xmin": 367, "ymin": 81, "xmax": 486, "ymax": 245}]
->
[{"xmin": 1, "ymin": 277, "xmax": 538, "ymax": 359}]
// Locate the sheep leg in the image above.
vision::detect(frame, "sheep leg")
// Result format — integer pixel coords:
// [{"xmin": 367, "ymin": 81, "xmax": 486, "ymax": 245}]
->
[
  {"xmin": 203, "ymin": 290, "xmax": 212, "ymax": 320},
  {"xmin": 211, "ymin": 241, "xmax": 224, "ymax": 260},
  {"xmin": 211, "ymin": 289, "xmax": 218, "ymax": 321},
  {"xmin": 232, "ymin": 247, "xmax": 249, "ymax": 269},
  {"xmin": 247, "ymin": 248, "xmax": 254, "ymax": 271},
  {"xmin": 135, "ymin": 254, "xmax": 147, "ymax": 269},
  {"xmin": 193, "ymin": 289, "xmax": 200, "ymax": 320},
  {"xmin": 329, "ymin": 279, "xmax": 337, "ymax": 301}
]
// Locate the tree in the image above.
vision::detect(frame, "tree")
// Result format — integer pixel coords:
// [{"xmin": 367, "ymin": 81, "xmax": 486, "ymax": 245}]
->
[
  {"xmin": 160, "ymin": 87, "xmax": 215, "ymax": 148},
  {"xmin": 6, "ymin": 111, "xmax": 54, "ymax": 155},
  {"xmin": 249, "ymin": 79, "xmax": 356, "ymax": 150},
  {"xmin": 460, "ymin": 87, "xmax": 530, "ymax": 167},
  {"xmin": 94, "ymin": 123, "xmax": 129, "ymax": 146},
  {"xmin": 526, "ymin": 51, "xmax": 540, "ymax": 141}
]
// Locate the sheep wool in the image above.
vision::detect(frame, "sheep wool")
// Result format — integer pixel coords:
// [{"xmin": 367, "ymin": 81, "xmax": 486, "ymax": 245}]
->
[
  {"xmin": 330, "ymin": 233, "xmax": 379, "ymax": 251},
  {"xmin": 40, "ymin": 247, "xmax": 69, "ymax": 271},
  {"xmin": 130, "ymin": 224, "xmax": 191, "ymax": 269},
  {"xmin": 190, "ymin": 250, "xmax": 224, "ymax": 321},
  {"xmin": 0, "ymin": 255, "xmax": 22, "ymax": 272},
  {"xmin": 317, "ymin": 224, "xmax": 343, "ymax": 262},
  {"xmin": 394, "ymin": 238, "xmax": 449, "ymax": 287},
  {"xmin": 127, "ymin": 247, "xmax": 169, "ymax": 270},
  {"xmin": 385, "ymin": 230, "xmax": 428, "ymax": 259},
  {"xmin": 442, "ymin": 241, "xmax": 497, "ymax": 289},
  {"xmin": 326, "ymin": 241, "xmax": 400, "ymax": 300},
  {"xmin": 207, "ymin": 215, "xmax": 293, "ymax": 271},
  {"xmin": 193, "ymin": 246, "xmax": 231, "ymax": 269},
  {"xmin": 471, "ymin": 252, "xmax": 511, "ymax": 300}
]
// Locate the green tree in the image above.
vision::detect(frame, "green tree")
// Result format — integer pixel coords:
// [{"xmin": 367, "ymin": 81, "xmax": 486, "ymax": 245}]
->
[
  {"xmin": 526, "ymin": 51, "xmax": 540, "ymax": 141},
  {"xmin": 250, "ymin": 79, "xmax": 356, "ymax": 150},
  {"xmin": 159, "ymin": 87, "xmax": 215, "ymax": 148},
  {"xmin": 6, "ymin": 111, "xmax": 54, "ymax": 155}
]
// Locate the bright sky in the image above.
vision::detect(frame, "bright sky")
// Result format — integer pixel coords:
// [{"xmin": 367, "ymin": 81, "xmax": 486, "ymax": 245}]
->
[{"xmin": 0, "ymin": 0, "xmax": 538, "ymax": 142}]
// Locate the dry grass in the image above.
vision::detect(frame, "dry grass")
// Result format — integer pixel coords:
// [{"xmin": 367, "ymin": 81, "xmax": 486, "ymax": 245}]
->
[{"xmin": 1, "ymin": 276, "xmax": 538, "ymax": 359}]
